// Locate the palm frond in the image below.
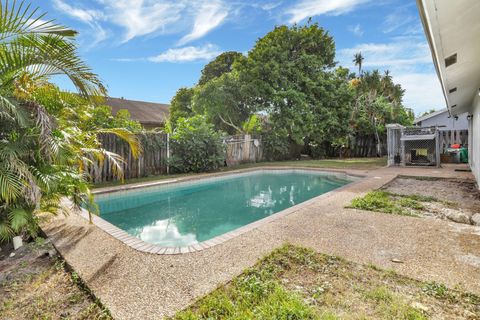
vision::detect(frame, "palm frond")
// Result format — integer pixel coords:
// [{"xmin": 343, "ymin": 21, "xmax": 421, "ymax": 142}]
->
[
  {"xmin": 0, "ymin": 217, "xmax": 14, "ymax": 242},
  {"xmin": 97, "ymin": 128, "xmax": 143, "ymax": 159},
  {"xmin": 0, "ymin": 166, "xmax": 24, "ymax": 202},
  {"xmin": 0, "ymin": 0, "xmax": 76, "ymax": 43},
  {"xmin": 0, "ymin": 34, "xmax": 106, "ymax": 98},
  {"xmin": 8, "ymin": 206, "xmax": 29, "ymax": 231},
  {"xmin": 0, "ymin": 93, "xmax": 28, "ymax": 126}
]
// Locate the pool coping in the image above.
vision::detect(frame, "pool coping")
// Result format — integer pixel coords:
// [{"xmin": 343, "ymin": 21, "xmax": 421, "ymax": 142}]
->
[{"xmin": 80, "ymin": 167, "xmax": 366, "ymax": 255}]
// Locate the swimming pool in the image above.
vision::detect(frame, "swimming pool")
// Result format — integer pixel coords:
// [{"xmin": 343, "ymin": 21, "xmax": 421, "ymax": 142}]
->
[{"xmin": 94, "ymin": 170, "xmax": 356, "ymax": 250}]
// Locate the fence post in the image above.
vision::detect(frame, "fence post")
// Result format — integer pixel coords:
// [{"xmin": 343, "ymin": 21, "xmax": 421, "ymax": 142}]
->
[
  {"xmin": 435, "ymin": 128, "xmax": 441, "ymax": 167},
  {"xmin": 166, "ymin": 133, "xmax": 170, "ymax": 175}
]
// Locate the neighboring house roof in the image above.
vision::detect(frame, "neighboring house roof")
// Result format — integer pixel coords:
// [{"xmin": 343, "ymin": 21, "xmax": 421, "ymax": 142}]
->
[
  {"xmin": 105, "ymin": 97, "xmax": 170, "ymax": 126},
  {"xmin": 413, "ymin": 108, "xmax": 448, "ymax": 124}
]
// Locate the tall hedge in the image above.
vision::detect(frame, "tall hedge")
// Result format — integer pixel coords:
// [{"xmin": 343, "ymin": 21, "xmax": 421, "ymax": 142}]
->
[{"xmin": 169, "ymin": 115, "xmax": 225, "ymax": 173}]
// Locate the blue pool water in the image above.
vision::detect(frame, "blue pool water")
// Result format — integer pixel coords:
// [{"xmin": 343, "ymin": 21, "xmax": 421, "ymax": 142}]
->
[{"xmin": 95, "ymin": 170, "xmax": 354, "ymax": 247}]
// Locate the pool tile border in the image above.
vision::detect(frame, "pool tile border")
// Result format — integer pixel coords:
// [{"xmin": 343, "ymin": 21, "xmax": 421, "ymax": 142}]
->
[{"xmin": 79, "ymin": 167, "xmax": 366, "ymax": 255}]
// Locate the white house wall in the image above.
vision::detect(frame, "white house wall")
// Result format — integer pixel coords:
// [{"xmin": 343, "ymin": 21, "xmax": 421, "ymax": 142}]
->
[
  {"xmin": 470, "ymin": 94, "xmax": 480, "ymax": 185},
  {"xmin": 419, "ymin": 112, "xmax": 468, "ymax": 130}
]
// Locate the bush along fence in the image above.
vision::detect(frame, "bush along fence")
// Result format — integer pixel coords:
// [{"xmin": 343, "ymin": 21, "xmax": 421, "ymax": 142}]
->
[{"xmin": 92, "ymin": 133, "xmax": 264, "ymax": 183}]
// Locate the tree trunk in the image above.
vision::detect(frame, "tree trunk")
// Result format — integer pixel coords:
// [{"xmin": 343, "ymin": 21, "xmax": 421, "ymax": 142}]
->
[{"xmin": 374, "ymin": 128, "xmax": 382, "ymax": 157}]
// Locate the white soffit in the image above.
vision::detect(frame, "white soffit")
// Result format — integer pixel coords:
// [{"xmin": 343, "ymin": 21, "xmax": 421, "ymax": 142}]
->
[{"xmin": 418, "ymin": 0, "xmax": 480, "ymax": 116}]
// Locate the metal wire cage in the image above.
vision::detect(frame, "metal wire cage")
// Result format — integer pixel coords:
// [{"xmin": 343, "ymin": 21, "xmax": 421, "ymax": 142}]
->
[{"xmin": 387, "ymin": 124, "xmax": 440, "ymax": 167}]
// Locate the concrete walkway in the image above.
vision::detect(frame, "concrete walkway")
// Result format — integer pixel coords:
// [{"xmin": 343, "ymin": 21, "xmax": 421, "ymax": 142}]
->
[{"xmin": 44, "ymin": 165, "xmax": 480, "ymax": 319}]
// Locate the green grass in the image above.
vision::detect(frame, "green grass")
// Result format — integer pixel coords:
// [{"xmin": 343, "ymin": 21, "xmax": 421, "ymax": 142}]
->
[
  {"xmin": 172, "ymin": 244, "xmax": 480, "ymax": 320},
  {"xmin": 347, "ymin": 191, "xmax": 438, "ymax": 217},
  {"xmin": 93, "ymin": 157, "xmax": 386, "ymax": 189}
]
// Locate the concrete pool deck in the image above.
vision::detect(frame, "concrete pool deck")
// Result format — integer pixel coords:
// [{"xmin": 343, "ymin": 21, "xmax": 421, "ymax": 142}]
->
[{"xmin": 43, "ymin": 165, "xmax": 480, "ymax": 319}]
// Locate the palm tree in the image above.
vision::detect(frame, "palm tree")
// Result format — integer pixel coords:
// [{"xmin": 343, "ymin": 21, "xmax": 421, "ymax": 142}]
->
[
  {"xmin": 353, "ymin": 52, "xmax": 364, "ymax": 77},
  {"xmin": 0, "ymin": 1, "xmax": 139, "ymax": 241}
]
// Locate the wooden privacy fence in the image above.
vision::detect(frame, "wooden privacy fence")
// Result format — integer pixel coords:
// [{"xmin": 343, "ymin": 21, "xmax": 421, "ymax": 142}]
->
[
  {"xmin": 93, "ymin": 132, "xmax": 168, "ymax": 183},
  {"xmin": 347, "ymin": 134, "xmax": 386, "ymax": 157},
  {"xmin": 92, "ymin": 133, "xmax": 263, "ymax": 182},
  {"xmin": 224, "ymin": 134, "xmax": 263, "ymax": 166}
]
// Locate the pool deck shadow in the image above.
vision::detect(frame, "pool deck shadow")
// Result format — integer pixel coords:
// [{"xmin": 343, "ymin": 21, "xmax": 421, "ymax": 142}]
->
[{"xmin": 43, "ymin": 165, "xmax": 480, "ymax": 320}]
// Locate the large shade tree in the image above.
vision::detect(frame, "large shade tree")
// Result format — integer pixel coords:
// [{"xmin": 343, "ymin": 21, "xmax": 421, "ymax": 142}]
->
[
  {"xmin": 198, "ymin": 51, "xmax": 244, "ymax": 86},
  {"xmin": 193, "ymin": 72, "xmax": 253, "ymax": 134},
  {"xmin": 0, "ymin": 1, "xmax": 139, "ymax": 241},
  {"xmin": 237, "ymin": 23, "xmax": 348, "ymax": 156}
]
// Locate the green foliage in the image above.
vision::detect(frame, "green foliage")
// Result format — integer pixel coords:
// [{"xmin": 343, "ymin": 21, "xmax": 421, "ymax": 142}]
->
[
  {"xmin": 0, "ymin": 2, "xmax": 139, "ymax": 242},
  {"xmin": 242, "ymin": 114, "xmax": 263, "ymax": 135},
  {"xmin": 422, "ymin": 282, "xmax": 450, "ymax": 299},
  {"xmin": 348, "ymin": 191, "xmax": 421, "ymax": 216},
  {"xmin": 353, "ymin": 52, "xmax": 364, "ymax": 76},
  {"xmin": 165, "ymin": 22, "xmax": 414, "ymax": 161},
  {"xmin": 198, "ymin": 51, "xmax": 245, "ymax": 86},
  {"xmin": 238, "ymin": 23, "xmax": 337, "ymax": 147},
  {"xmin": 174, "ymin": 245, "xmax": 320, "ymax": 320},
  {"xmin": 88, "ymin": 105, "xmax": 142, "ymax": 132},
  {"xmin": 193, "ymin": 72, "xmax": 252, "ymax": 134},
  {"xmin": 169, "ymin": 87, "xmax": 195, "ymax": 129},
  {"xmin": 262, "ymin": 128, "xmax": 291, "ymax": 161},
  {"xmin": 350, "ymin": 69, "xmax": 414, "ymax": 156},
  {"xmin": 175, "ymin": 244, "xmax": 474, "ymax": 320},
  {"xmin": 169, "ymin": 115, "xmax": 225, "ymax": 173}
]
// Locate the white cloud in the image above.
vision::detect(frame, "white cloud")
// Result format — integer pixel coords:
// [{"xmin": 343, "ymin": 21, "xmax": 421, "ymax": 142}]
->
[
  {"xmin": 52, "ymin": 0, "xmax": 108, "ymax": 46},
  {"xmin": 394, "ymin": 73, "xmax": 445, "ymax": 113},
  {"xmin": 338, "ymin": 41, "xmax": 432, "ymax": 71},
  {"xmin": 178, "ymin": 1, "xmax": 228, "ymax": 45},
  {"xmin": 382, "ymin": 5, "xmax": 417, "ymax": 34},
  {"xmin": 285, "ymin": 0, "xmax": 371, "ymax": 24},
  {"xmin": 53, "ymin": 0, "xmax": 230, "ymax": 45},
  {"xmin": 258, "ymin": 2, "xmax": 283, "ymax": 11},
  {"xmin": 99, "ymin": 0, "xmax": 185, "ymax": 43},
  {"xmin": 53, "ymin": 0, "xmax": 104, "ymax": 24},
  {"xmin": 348, "ymin": 24, "xmax": 363, "ymax": 36},
  {"xmin": 148, "ymin": 44, "xmax": 221, "ymax": 63},
  {"xmin": 339, "ymin": 38, "xmax": 445, "ymax": 113}
]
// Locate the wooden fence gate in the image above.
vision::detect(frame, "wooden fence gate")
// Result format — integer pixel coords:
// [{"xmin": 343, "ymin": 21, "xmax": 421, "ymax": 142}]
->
[{"xmin": 224, "ymin": 134, "xmax": 263, "ymax": 166}]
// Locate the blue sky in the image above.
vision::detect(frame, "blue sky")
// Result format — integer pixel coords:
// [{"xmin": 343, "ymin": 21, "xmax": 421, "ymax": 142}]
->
[{"xmin": 34, "ymin": 0, "xmax": 444, "ymax": 115}]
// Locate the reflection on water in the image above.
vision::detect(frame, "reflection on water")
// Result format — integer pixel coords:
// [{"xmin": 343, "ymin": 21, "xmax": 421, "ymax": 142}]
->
[
  {"xmin": 96, "ymin": 172, "xmax": 352, "ymax": 246},
  {"xmin": 138, "ymin": 220, "xmax": 197, "ymax": 247}
]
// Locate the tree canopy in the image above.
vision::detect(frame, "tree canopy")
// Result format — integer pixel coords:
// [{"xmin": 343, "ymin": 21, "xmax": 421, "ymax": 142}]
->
[
  {"xmin": 168, "ymin": 22, "xmax": 414, "ymax": 158},
  {"xmin": 198, "ymin": 51, "xmax": 245, "ymax": 86}
]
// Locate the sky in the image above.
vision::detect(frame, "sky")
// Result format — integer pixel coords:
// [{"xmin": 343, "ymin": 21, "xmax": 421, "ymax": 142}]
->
[{"xmin": 33, "ymin": 0, "xmax": 445, "ymax": 115}]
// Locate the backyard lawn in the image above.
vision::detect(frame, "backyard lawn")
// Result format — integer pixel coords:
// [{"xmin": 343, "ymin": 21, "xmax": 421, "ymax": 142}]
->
[
  {"xmin": 174, "ymin": 244, "xmax": 479, "ymax": 320},
  {"xmin": 93, "ymin": 157, "xmax": 386, "ymax": 189}
]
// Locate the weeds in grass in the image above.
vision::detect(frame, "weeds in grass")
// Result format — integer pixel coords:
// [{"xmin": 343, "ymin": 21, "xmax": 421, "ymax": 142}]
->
[
  {"xmin": 347, "ymin": 191, "xmax": 437, "ymax": 216},
  {"xmin": 173, "ymin": 244, "xmax": 480, "ymax": 320},
  {"xmin": 422, "ymin": 281, "xmax": 450, "ymax": 299},
  {"xmin": 364, "ymin": 286, "xmax": 394, "ymax": 303}
]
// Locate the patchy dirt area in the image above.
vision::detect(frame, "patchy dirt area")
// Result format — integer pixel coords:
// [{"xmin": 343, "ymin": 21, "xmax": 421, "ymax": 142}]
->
[
  {"xmin": 383, "ymin": 176, "xmax": 480, "ymax": 225},
  {"xmin": 174, "ymin": 245, "xmax": 480, "ymax": 320},
  {"xmin": 0, "ymin": 239, "xmax": 111, "ymax": 320}
]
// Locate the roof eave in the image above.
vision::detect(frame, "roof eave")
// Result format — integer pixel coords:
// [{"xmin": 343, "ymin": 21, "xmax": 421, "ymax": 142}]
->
[{"xmin": 416, "ymin": 0, "xmax": 451, "ymax": 117}]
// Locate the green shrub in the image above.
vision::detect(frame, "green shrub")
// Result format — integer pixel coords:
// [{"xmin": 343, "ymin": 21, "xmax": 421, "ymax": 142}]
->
[
  {"xmin": 348, "ymin": 191, "xmax": 419, "ymax": 216},
  {"xmin": 262, "ymin": 128, "xmax": 290, "ymax": 161},
  {"xmin": 168, "ymin": 115, "xmax": 225, "ymax": 173}
]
